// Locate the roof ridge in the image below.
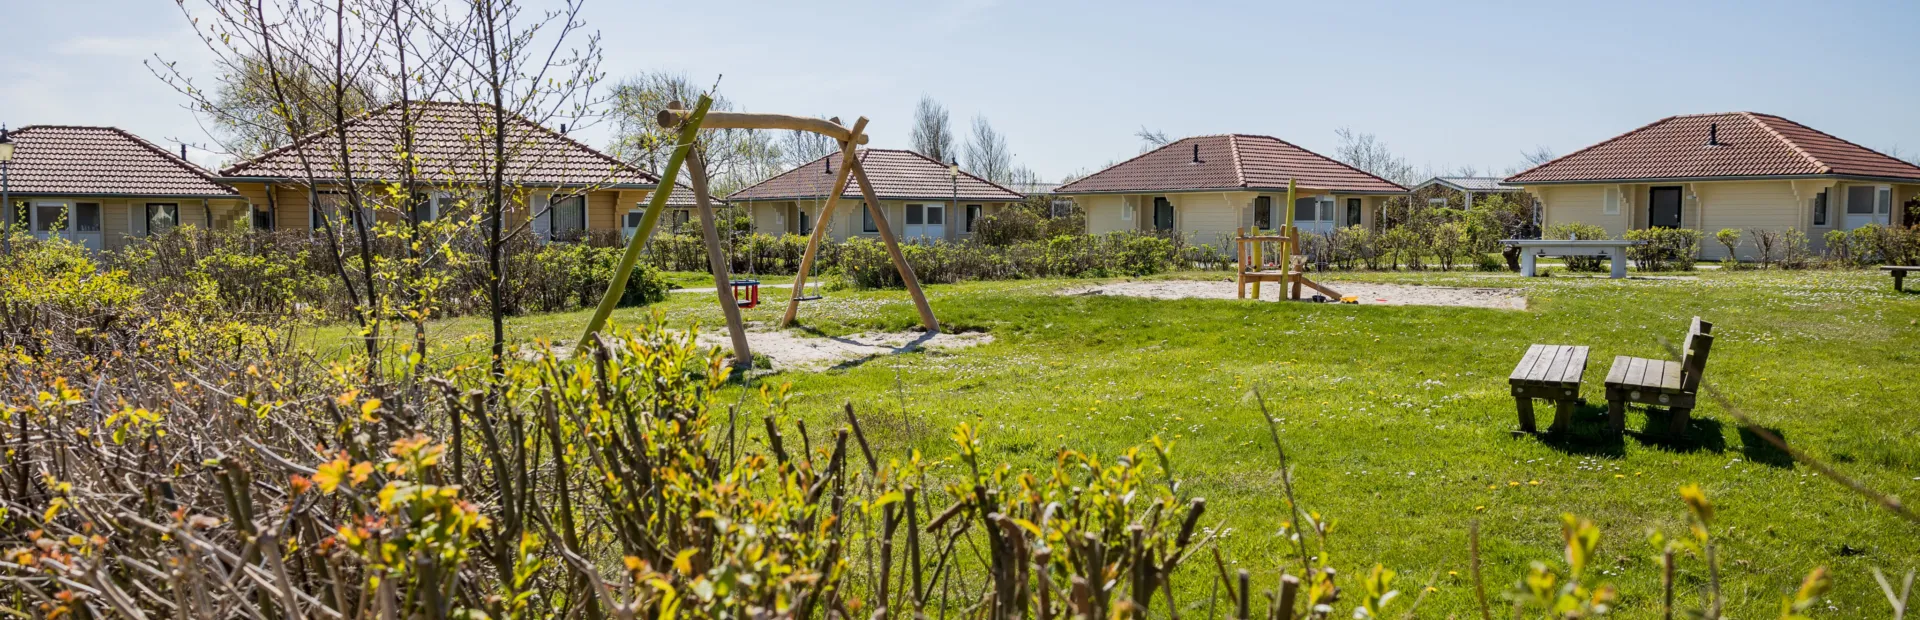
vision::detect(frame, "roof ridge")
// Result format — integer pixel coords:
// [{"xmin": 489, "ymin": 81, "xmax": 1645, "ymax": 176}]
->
[
  {"xmin": 1236, "ymin": 134, "xmax": 1410, "ymax": 191},
  {"xmin": 1056, "ymin": 136, "xmax": 1198, "ymax": 193},
  {"xmin": 1225, "ymin": 135, "xmax": 1248, "ymax": 188},
  {"xmin": 1747, "ymin": 111, "xmax": 1920, "ymax": 177},
  {"xmin": 1739, "ymin": 112, "xmax": 1829, "ymax": 174},
  {"xmin": 1506, "ymin": 114, "xmax": 1681, "ymax": 182},
  {"xmin": 893, "ymin": 148, "xmax": 1029, "ymax": 197}
]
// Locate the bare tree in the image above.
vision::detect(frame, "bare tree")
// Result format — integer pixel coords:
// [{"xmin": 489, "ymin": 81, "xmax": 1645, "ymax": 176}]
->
[
  {"xmin": 964, "ymin": 114, "xmax": 1012, "ymax": 184},
  {"xmin": 1136, "ymin": 126, "xmax": 1171, "ymax": 152},
  {"xmin": 910, "ymin": 95, "xmax": 954, "ymax": 163},
  {"xmin": 1521, "ymin": 145, "xmax": 1557, "ymax": 166},
  {"xmin": 1333, "ymin": 127, "xmax": 1418, "ymax": 186},
  {"xmin": 781, "ymin": 125, "xmax": 838, "ymax": 168},
  {"xmin": 607, "ymin": 72, "xmax": 780, "ymax": 195}
]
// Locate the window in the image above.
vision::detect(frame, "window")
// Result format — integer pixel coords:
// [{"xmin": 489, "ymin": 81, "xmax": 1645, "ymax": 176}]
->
[
  {"xmin": 1346, "ymin": 198, "xmax": 1363, "ymax": 226},
  {"xmin": 550, "ymin": 195, "xmax": 586, "ymax": 240},
  {"xmin": 1254, "ymin": 196, "xmax": 1273, "ymax": 230},
  {"xmin": 1812, "ymin": 190, "xmax": 1829, "ymax": 226},
  {"xmin": 147, "ymin": 203, "xmax": 180, "ymax": 235},
  {"xmin": 35, "ymin": 204, "xmax": 66, "ymax": 232},
  {"xmin": 671, "ymin": 209, "xmax": 691, "ymax": 230},
  {"xmin": 311, "ymin": 191, "xmax": 364, "ymax": 230},
  {"xmin": 1120, "ymin": 197, "xmax": 1133, "ymax": 221},
  {"xmin": 1844, "ymin": 185, "xmax": 1893, "ymax": 229},
  {"xmin": 253, "ymin": 206, "xmax": 274, "ymax": 230},
  {"xmin": 861, "ymin": 204, "xmax": 878, "ymax": 233},
  {"xmin": 1294, "ymin": 196, "xmax": 1318, "ymax": 221},
  {"xmin": 1153, "ymin": 197, "xmax": 1174, "ymax": 231},
  {"xmin": 965, "ymin": 205, "xmax": 982, "ymax": 232},
  {"xmin": 1603, "ymin": 187, "xmax": 1621, "ymax": 215},
  {"xmin": 74, "ymin": 203, "xmax": 100, "ymax": 233},
  {"xmin": 408, "ymin": 192, "xmax": 436, "ymax": 223},
  {"xmin": 798, "ymin": 208, "xmax": 811, "ymax": 234}
]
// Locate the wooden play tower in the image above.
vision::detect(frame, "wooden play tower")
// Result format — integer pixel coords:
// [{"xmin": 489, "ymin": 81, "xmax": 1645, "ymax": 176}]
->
[{"xmin": 1236, "ymin": 179, "xmax": 1343, "ymax": 302}]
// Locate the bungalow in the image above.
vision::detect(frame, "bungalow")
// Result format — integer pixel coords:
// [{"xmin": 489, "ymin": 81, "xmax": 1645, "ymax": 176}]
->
[
  {"xmin": 726, "ymin": 149, "xmax": 1025, "ymax": 242},
  {"xmin": 1053, "ymin": 134, "xmax": 1408, "ymax": 245},
  {"xmin": 216, "ymin": 100, "xmax": 700, "ymax": 242},
  {"xmin": 1, "ymin": 125, "xmax": 244, "ymax": 251},
  {"xmin": 1505, "ymin": 112, "xmax": 1920, "ymax": 260},
  {"xmin": 1408, "ymin": 176, "xmax": 1528, "ymax": 211}
]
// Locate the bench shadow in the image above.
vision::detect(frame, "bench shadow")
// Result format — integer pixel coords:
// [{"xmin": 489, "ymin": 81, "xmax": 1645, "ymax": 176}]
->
[
  {"xmin": 1535, "ymin": 402, "xmax": 1627, "ymax": 458},
  {"xmin": 1738, "ymin": 426, "xmax": 1796, "ymax": 468},
  {"xmin": 1627, "ymin": 409, "xmax": 1727, "ymax": 454}
]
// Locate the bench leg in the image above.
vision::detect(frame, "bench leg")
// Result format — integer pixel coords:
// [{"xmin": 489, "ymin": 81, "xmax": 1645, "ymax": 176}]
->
[
  {"xmin": 1520, "ymin": 251, "xmax": 1536, "ymax": 277},
  {"xmin": 1896, "ymin": 272, "xmax": 1906, "ymax": 292},
  {"xmin": 1668, "ymin": 407, "xmax": 1692, "ymax": 436},
  {"xmin": 1515, "ymin": 396, "xmax": 1536, "ymax": 434},
  {"xmin": 1611, "ymin": 251, "xmax": 1627, "ymax": 278},
  {"xmin": 1607, "ymin": 398, "xmax": 1626, "ymax": 435},
  {"xmin": 1550, "ymin": 399, "xmax": 1574, "ymax": 434}
]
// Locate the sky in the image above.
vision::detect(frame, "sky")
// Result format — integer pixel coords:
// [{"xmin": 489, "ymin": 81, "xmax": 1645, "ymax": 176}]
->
[{"xmin": 5, "ymin": 0, "xmax": 1918, "ymax": 182}]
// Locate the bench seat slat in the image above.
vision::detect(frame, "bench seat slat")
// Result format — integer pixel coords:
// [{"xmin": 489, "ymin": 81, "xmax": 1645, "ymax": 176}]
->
[{"xmin": 1510, "ymin": 344, "xmax": 1546, "ymax": 383}]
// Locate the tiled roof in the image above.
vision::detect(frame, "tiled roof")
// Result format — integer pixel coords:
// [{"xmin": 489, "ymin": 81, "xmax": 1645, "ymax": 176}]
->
[
  {"xmin": 1506, "ymin": 112, "xmax": 1920, "ymax": 184},
  {"xmin": 220, "ymin": 101, "xmax": 660, "ymax": 187},
  {"xmin": 1055, "ymin": 134, "xmax": 1408, "ymax": 195},
  {"xmin": 1415, "ymin": 176, "xmax": 1518, "ymax": 192},
  {"xmin": 727, "ymin": 149, "xmax": 1025, "ymax": 202},
  {"xmin": 2, "ymin": 126, "xmax": 238, "ymax": 197}
]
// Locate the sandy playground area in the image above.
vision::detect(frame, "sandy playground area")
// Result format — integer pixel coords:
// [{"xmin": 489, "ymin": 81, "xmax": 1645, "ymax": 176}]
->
[
  {"xmin": 1061, "ymin": 279, "xmax": 1526, "ymax": 310},
  {"xmin": 694, "ymin": 328, "xmax": 994, "ymax": 371}
]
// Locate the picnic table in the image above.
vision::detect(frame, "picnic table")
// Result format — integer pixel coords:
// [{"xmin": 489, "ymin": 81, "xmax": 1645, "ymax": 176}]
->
[{"xmin": 1501, "ymin": 239, "xmax": 1644, "ymax": 279}]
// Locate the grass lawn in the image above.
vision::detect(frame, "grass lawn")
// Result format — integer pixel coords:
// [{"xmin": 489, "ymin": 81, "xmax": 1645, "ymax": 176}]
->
[{"xmin": 307, "ymin": 268, "xmax": 1920, "ymax": 616}]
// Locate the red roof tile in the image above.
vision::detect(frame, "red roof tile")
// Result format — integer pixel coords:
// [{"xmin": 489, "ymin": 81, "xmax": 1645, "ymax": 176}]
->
[
  {"xmin": 1506, "ymin": 112, "xmax": 1920, "ymax": 184},
  {"xmin": 3, "ymin": 126, "xmax": 238, "ymax": 197},
  {"xmin": 220, "ymin": 101, "xmax": 659, "ymax": 188},
  {"xmin": 1055, "ymin": 134, "xmax": 1407, "ymax": 195},
  {"xmin": 727, "ymin": 149, "xmax": 1025, "ymax": 202}
]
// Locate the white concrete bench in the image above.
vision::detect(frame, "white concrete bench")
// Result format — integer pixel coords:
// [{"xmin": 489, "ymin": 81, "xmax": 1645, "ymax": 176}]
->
[{"xmin": 1501, "ymin": 239, "xmax": 1644, "ymax": 279}]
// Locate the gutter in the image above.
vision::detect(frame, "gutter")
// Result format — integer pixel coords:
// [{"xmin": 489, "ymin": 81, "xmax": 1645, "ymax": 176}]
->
[
  {"xmin": 1053, "ymin": 186, "xmax": 1410, "ymax": 197},
  {"xmin": 216, "ymin": 176, "xmax": 663, "ymax": 191},
  {"xmin": 3, "ymin": 191, "xmax": 243, "ymax": 200}
]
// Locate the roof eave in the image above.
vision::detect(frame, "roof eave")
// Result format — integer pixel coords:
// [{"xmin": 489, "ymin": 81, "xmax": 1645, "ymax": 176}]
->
[
  {"xmin": 217, "ymin": 175, "xmax": 661, "ymax": 190},
  {"xmin": 1054, "ymin": 186, "xmax": 1409, "ymax": 196},
  {"xmin": 1506, "ymin": 173, "xmax": 1920, "ymax": 186},
  {"xmin": 729, "ymin": 194, "xmax": 1023, "ymax": 202},
  {"xmin": 2, "ymin": 191, "xmax": 243, "ymax": 200}
]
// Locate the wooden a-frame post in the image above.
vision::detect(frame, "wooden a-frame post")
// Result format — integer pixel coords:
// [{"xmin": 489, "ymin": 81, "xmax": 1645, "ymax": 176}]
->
[
  {"xmin": 780, "ymin": 117, "xmax": 866, "ymax": 328},
  {"xmin": 686, "ymin": 147, "xmax": 752, "ymax": 370},
  {"xmin": 657, "ymin": 108, "xmax": 939, "ymax": 334}
]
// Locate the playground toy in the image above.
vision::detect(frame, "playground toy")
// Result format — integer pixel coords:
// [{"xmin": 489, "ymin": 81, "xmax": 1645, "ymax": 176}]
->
[
  {"xmin": 732, "ymin": 280, "xmax": 761, "ymax": 309},
  {"xmin": 1236, "ymin": 179, "xmax": 1344, "ymax": 302},
  {"xmin": 577, "ymin": 94, "xmax": 940, "ymax": 371}
]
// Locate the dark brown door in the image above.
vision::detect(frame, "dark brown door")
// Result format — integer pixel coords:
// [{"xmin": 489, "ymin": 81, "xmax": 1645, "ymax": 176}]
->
[{"xmin": 1649, "ymin": 187, "xmax": 1683, "ymax": 228}]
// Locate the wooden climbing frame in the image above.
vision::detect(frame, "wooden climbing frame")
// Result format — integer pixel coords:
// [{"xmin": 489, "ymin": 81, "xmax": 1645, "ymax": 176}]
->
[{"xmin": 1235, "ymin": 179, "xmax": 1342, "ymax": 302}]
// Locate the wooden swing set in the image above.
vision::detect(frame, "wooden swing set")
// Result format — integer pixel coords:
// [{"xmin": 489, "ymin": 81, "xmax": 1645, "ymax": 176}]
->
[
  {"xmin": 1236, "ymin": 179, "xmax": 1344, "ymax": 302},
  {"xmin": 575, "ymin": 95, "xmax": 939, "ymax": 371}
]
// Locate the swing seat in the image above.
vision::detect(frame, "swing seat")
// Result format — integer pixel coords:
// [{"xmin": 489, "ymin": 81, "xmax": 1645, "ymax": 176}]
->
[
  {"xmin": 793, "ymin": 294, "xmax": 823, "ymax": 302},
  {"xmin": 732, "ymin": 279, "xmax": 761, "ymax": 309}
]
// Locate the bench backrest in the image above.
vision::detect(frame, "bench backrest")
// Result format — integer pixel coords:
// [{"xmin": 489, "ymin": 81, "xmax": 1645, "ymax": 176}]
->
[{"xmin": 1680, "ymin": 316, "xmax": 1714, "ymax": 392}]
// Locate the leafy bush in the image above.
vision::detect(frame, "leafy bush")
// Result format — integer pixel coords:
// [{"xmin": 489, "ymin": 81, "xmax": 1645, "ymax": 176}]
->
[
  {"xmin": 1714, "ymin": 228, "xmax": 1743, "ymax": 264},
  {"xmin": 973, "ymin": 208, "xmax": 1047, "ymax": 246},
  {"xmin": 1543, "ymin": 222, "xmax": 1611, "ymax": 271},
  {"xmin": 1624, "ymin": 227, "xmax": 1703, "ymax": 272}
]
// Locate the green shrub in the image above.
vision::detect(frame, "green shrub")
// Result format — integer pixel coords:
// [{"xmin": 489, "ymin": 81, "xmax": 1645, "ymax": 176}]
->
[
  {"xmin": 1714, "ymin": 228, "xmax": 1742, "ymax": 264},
  {"xmin": 1543, "ymin": 222, "xmax": 1611, "ymax": 271},
  {"xmin": 1624, "ymin": 227, "xmax": 1703, "ymax": 272}
]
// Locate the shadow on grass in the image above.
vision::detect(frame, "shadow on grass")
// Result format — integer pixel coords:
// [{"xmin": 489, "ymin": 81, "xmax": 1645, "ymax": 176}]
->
[
  {"xmin": 1537, "ymin": 402, "xmax": 1627, "ymax": 458},
  {"xmin": 1629, "ymin": 410, "xmax": 1728, "ymax": 454},
  {"xmin": 1738, "ymin": 426, "xmax": 1796, "ymax": 468}
]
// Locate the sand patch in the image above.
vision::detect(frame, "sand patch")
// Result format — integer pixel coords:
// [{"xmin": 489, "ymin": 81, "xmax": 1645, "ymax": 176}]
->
[
  {"xmin": 695, "ymin": 328, "xmax": 993, "ymax": 371},
  {"xmin": 1061, "ymin": 279, "xmax": 1525, "ymax": 310}
]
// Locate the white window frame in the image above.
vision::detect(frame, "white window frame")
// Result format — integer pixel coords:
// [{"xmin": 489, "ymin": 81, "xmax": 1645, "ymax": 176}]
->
[
  {"xmin": 548, "ymin": 193, "xmax": 588, "ymax": 241},
  {"xmin": 32, "ymin": 199, "xmax": 74, "ymax": 233},
  {"xmin": 1120, "ymin": 196, "xmax": 1133, "ymax": 221},
  {"xmin": 310, "ymin": 191, "xmax": 370, "ymax": 232},
  {"xmin": 965, "ymin": 204, "xmax": 982, "ymax": 233},
  {"xmin": 143, "ymin": 202, "xmax": 182, "ymax": 236},
  {"xmin": 1602, "ymin": 186, "xmax": 1621, "ymax": 215},
  {"xmin": 861, "ymin": 203, "xmax": 879, "ymax": 233}
]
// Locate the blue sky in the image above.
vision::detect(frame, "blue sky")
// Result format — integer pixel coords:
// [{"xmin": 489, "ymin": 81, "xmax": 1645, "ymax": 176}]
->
[{"xmin": 5, "ymin": 0, "xmax": 1917, "ymax": 181}]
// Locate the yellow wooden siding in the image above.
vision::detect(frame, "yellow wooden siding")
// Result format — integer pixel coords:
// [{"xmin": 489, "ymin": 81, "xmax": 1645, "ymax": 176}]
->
[
  {"xmin": 1536, "ymin": 185, "xmax": 1620, "ymax": 236},
  {"xmin": 1695, "ymin": 182, "xmax": 1799, "ymax": 260}
]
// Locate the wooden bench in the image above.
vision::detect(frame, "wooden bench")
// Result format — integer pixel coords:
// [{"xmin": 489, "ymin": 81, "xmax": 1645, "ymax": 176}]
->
[
  {"xmin": 1509, "ymin": 344, "xmax": 1589, "ymax": 434},
  {"xmin": 1604, "ymin": 317, "xmax": 1713, "ymax": 436},
  {"xmin": 1884, "ymin": 266, "xmax": 1918, "ymax": 292}
]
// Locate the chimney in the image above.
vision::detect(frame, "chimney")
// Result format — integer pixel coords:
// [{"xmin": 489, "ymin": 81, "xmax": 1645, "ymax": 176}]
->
[
  {"xmin": 559, "ymin": 123, "xmax": 568, "ymax": 135},
  {"xmin": 180, "ymin": 144, "xmax": 188, "ymax": 159},
  {"xmin": 1191, "ymin": 143, "xmax": 1201, "ymax": 163},
  {"xmin": 824, "ymin": 156, "xmax": 832, "ymax": 175},
  {"xmin": 1707, "ymin": 122, "xmax": 1720, "ymax": 146}
]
